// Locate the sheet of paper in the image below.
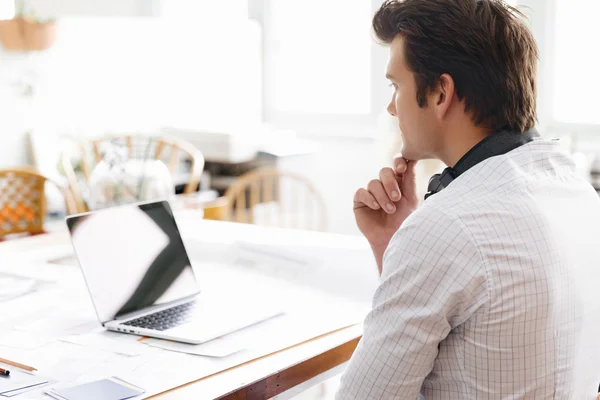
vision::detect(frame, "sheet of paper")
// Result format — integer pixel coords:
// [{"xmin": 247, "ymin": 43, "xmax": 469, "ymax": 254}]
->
[
  {"xmin": 0, "ymin": 330, "xmax": 55, "ymax": 350},
  {"xmin": 14, "ymin": 316, "xmax": 99, "ymax": 337},
  {"xmin": 0, "ymin": 369, "xmax": 49, "ymax": 395},
  {"xmin": 0, "ymin": 262, "xmax": 78, "ymax": 287},
  {"xmin": 142, "ymin": 335, "xmax": 245, "ymax": 358},
  {"xmin": 1, "ymin": 288, "xmax": 76, "ymax": 328},
  {"xmin": 142, "ymin": 304, "xmax": 365, "ymax": 361},
  {"xmin": 228, "ymin": 241, "xmax": 321, "ymax": 281},
  {"xmin": 0, "ymin": 273, "xmax": 53, "ymax": 303},
  {"xmin": 2, "ymin": 242, "xmax": 74, "ymax": 265},
  {"xmin": 185, "ymin": 236, "xmax": 379, "ymax": 305},
  {"xmin": 1, "ymin": 380, "xmax": 54, "ymax": 397},
  {"xmin": 42, "ymin": 354, "xmax": 115, "ymax": 384},
  {"xmin": 113, "ymin": 351, "xmax": 218, "ymax": 397},
  {"xmin": 11, "ymin": 293, "xmax": 99, "ymax": 337},
  {"xmin": 60, "ymin": 330, "xmax": 147, "ymax": 357}
]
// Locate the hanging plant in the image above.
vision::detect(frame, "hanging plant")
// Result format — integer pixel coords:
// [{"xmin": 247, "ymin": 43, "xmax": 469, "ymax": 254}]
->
[{"xmin": 0, "ymin": 0, "xmax": 57, "ymax": 52}]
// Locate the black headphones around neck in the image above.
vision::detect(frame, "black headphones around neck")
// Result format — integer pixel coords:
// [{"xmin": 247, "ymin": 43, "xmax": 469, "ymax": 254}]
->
[{"xmin": 424, "ymin": 129, "xmax": 539, "ymax": 200}]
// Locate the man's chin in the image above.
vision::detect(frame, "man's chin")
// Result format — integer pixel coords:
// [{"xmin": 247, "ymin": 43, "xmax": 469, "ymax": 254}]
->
[{"xmin": 400, "ymin": 146, "xmax": 424, "ymax": 162}]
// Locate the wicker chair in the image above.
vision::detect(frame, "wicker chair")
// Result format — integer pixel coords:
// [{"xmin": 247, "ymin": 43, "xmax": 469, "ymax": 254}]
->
[{"xmin": 0, "ymin": 168, "xmax": 77, "ymax": 237}]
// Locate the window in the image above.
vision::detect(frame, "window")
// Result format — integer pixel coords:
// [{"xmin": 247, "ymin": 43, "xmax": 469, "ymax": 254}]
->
[
  {"xmin": 265, "ymin": 0, "xmax": 373, "ymax": 115},
  {"xmin": 0, "ymin": 0, "xmax": 15, "ymax": 19},
  {"xmin": 516, "ymin": 0, "xmax": 600, "ymax": 134},
  {"xmin": 41, "ymin": 9, "xmax": 261, "ymax": 133},
  {"xmin": 262, "ymin": 0, "xmax": 523, "ymax": 136},
  {"xmin": 158, "ymin": 0, "xmax": 247, "ymax": 21},
  {"xmin": 552, "ymin": 0, "xmax": 599, "ymax": 125},
  {"xmin": 43, "ymin": 18, "xmax": 164, "ymax": 132}
]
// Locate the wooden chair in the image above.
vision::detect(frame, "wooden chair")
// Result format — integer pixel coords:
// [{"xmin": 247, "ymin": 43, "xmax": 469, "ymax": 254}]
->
[
  {"xmin": 0, "ymin": 168, "xmax": 77, "ymax": 238},
  {"xmin": 222, "ymin": 167, "xmax": 327, "ymax": 231},
  {"xmin": 62, "ymin": 134, "xmax": 205, "ymax": 213}
]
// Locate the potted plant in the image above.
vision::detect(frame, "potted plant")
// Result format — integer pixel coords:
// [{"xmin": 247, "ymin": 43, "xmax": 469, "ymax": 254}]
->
[{"xmin": 0, "ymin": 0, "xmax": 57, "ymax": 52}]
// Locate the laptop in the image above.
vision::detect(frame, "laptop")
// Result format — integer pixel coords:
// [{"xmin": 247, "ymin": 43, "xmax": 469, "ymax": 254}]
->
[{"xmin": 65, "ymin": 200, "xmax": 282, "ymax": 345}]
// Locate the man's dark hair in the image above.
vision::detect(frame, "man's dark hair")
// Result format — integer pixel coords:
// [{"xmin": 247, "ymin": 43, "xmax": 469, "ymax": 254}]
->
[{"xmin": 373, "ymin": 0, "xmax": 538, "ymax": 133}]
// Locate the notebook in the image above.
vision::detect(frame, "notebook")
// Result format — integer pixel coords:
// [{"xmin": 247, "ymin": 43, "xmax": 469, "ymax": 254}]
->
[{"xmin": 45, "ymin": 377, "xmax": 144, "ymax": 400}]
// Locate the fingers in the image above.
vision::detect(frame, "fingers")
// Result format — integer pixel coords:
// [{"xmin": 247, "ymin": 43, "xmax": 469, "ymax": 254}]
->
[
  {"xmin": 379, "ymin": 167, "xmax": 401, "ymax": 202},
  {"xmin": 354, "ymin": 157, "xmax": 417, "ymax": 214},
  {"xmin": 393, "ymin": 156, "xmax": 408, "ymax": 174},
  {"xmin": 353, "ymin": 188, "xmax": 380, "ymax": 210},
  {"xmin": 367, "ymin": 179, "xmax": 396, "ymax": 214}
]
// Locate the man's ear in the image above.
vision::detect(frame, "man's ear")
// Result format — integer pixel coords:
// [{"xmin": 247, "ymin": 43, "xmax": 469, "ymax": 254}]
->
[{"xmin": 434, "ymin": 73, "xmax": 455, "ymax": 119}]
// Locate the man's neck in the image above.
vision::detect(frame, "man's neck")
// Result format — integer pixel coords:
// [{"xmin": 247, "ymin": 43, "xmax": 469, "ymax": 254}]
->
[{"xmin": 437, "ymin": 126, "xmax": 492, "ymax": 167}]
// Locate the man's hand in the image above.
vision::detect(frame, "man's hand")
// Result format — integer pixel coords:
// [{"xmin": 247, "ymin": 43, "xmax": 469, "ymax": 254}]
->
[{"xmin": 353, "ymin": 157, "xmax": 418, "ymax": 273}]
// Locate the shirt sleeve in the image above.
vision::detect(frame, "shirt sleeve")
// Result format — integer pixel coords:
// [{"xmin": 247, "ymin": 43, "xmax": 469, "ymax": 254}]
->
[{"xmin": 336, "ymin": 207, "xmax": 488, "ymax": 400}]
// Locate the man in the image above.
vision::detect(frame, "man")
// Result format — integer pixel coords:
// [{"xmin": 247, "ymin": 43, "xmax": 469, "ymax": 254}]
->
[{"xmin": 337, "ymin": 0, "xmax": 600, "ymax": 398}]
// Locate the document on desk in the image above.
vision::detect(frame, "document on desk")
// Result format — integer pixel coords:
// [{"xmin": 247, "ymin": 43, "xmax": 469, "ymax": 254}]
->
[
  {"xmin": 2, "ymin": 241, "xmax": 74, "ymax": 265},
  {"xmin": 14, "ymin": 315, "xmax": 98, "ymax": 337},
  {"xmin": 143, "ymin": 332, "xmax": 246, "ymax": 358},
  {"xmin": 60, "ymin": 330, "xmax": 147, "ymax": 357},
  {"xmin": 11, "ymin": 294, "xmax": 99, "ymax": 337},
  {"xmin": 142, "ymin": 301, "xmax": 367, "ymax": 361},
  {"xmin": 0, "ymin": 369, "xmax": 53, "ymax": 397},
  {"xmin": 216, "ymin": 240, "xmax": 379, "ymax": 305},
  {"xmin": 228, "ymin": 240, "xmax": 321, "ymax": 281},
  {"xmin": 0, "ymin": 330, "xmax": 55, "ymax": 351},
  {"xmin": 0, "ymin": 273, "xmax": 53, "ymax": 303},
  {"xmin": 1, "ymin": 289, "xmax": 67, "ymax": 329}
]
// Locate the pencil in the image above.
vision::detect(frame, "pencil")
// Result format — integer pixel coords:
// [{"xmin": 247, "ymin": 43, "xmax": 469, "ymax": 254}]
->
[{"xmin": 0, "ymin": 357, "xmax": 36, "ymax": 372}]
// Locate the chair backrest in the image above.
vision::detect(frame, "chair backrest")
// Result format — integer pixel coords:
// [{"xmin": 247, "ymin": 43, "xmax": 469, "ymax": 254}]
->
[
  {"xmin": 62, "ymin": 134, "xmax": 205, "ymax": 213},
  {"xmin": 0, "ymin": 169, "xmax": 76, "ymax": 237},
  {"xmin": 223, "ymin": 167, "xmax": 327, "ymax": 231}
]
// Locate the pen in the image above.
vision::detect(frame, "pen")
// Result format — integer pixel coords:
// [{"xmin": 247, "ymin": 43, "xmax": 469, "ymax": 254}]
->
[{"xmin": 0, "ymin": 368, "xmax": 9, "ymax": 376}]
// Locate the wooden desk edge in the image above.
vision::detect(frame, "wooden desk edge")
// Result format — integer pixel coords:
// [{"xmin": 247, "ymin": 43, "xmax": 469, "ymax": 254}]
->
[
  {"xmin": 216, "ymin": 336, "xmax": 361, "ymax": 400},
  {"xmin": 148, "ymin": 328, "xmax": 363, "ymax": 400}
]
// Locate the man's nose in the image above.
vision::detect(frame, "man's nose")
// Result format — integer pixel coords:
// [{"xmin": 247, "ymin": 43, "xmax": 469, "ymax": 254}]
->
[{"xmin": 387, "ymin": 98, "xmax": 396, "ymax": 117}]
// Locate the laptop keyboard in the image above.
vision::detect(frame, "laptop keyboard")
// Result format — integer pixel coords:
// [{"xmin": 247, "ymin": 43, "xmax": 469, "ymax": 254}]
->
[{"xmin": 122, "ymin": 302, "xmax": 196, "ymax": 331}]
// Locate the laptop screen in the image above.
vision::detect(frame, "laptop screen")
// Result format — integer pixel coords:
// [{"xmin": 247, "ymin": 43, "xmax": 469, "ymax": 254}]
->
[{"xmin": 66, "ymin": 201, "xmax": 201, "ymax": 323}]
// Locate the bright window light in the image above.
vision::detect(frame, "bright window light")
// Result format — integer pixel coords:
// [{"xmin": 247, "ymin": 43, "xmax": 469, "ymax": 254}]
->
[
  {"xmin": 552, "ymin": 0, "xmax": 600, "ymax": 124},
  {"xmin": 0, "ymin": 0, "xmax": 15, "ymax": 20},
  {"xmin": 267, "ymin": 0, "xmax": 372, "ymax": 114},
  {"xmin": 41, "ymin": 17, "xmax": 261, "ymax": 132}
]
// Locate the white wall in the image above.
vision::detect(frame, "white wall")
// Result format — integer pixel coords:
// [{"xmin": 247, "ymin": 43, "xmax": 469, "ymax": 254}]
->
[
  {"xmin": 0, "ymin": 52, "xmax": 37, "ymax": 167},
  {"xmin": 25, "ymin": 0, "xmax": 154, "ymax": 18}
]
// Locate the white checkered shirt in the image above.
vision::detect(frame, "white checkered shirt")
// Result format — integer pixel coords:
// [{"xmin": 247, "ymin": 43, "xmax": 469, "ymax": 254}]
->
[{"xmin": 337, "ymin": 138, "xmax": 600, "ymax": 399}]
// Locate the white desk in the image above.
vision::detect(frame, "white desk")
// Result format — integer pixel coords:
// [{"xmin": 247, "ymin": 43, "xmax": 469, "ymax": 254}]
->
[{"xmin": 0, "ymin": 214, "xmax": 379, "ymax": 399}]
